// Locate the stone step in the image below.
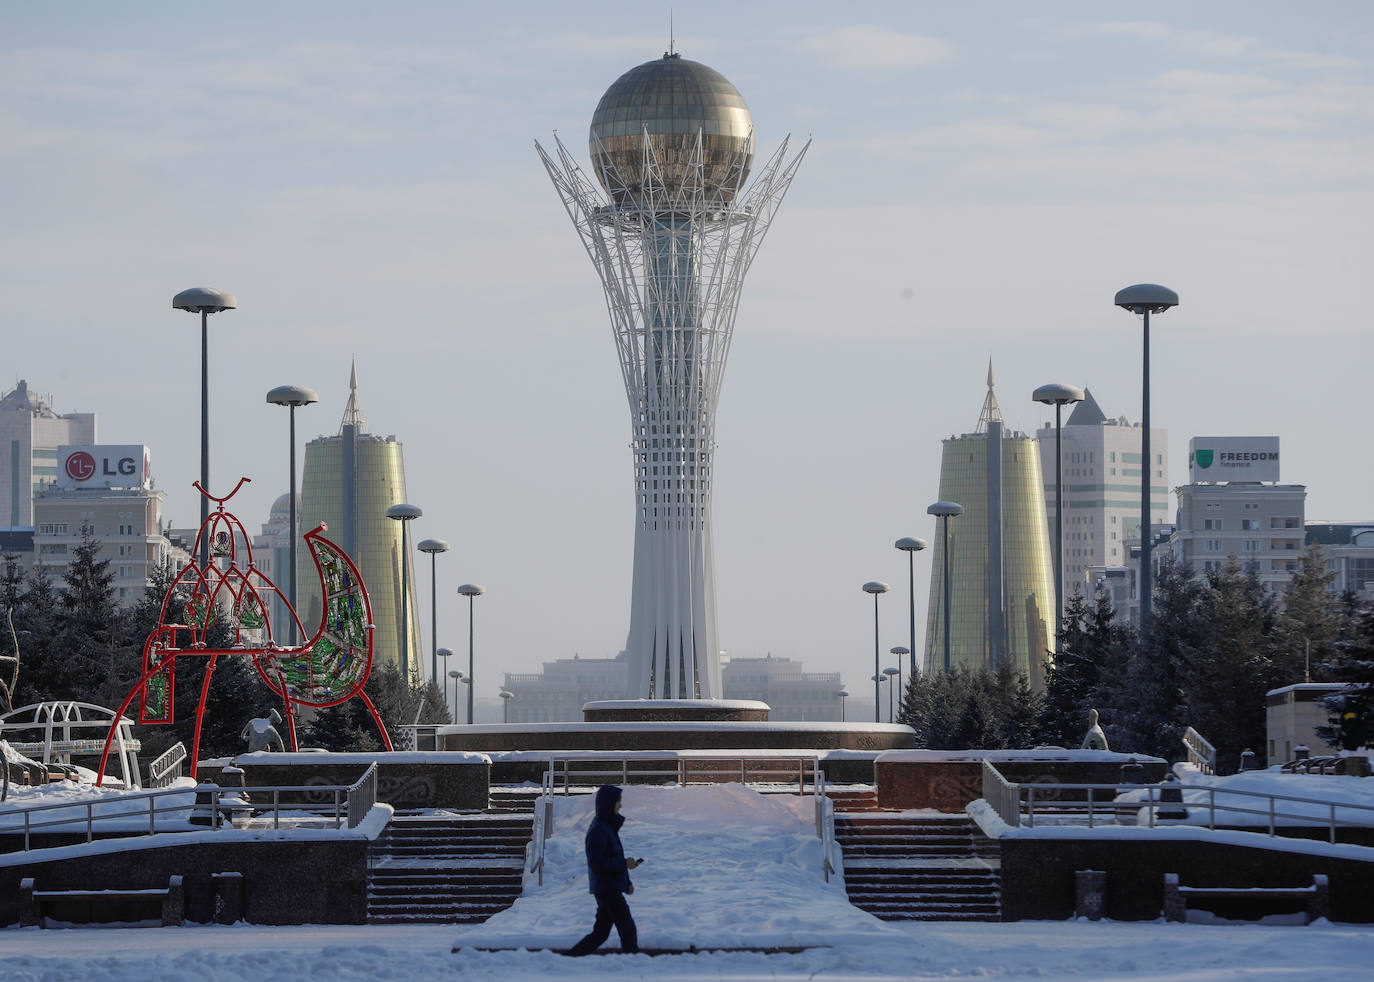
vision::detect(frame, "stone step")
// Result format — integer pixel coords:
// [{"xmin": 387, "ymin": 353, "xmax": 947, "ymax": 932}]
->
[{"xmin": 870, "ymin": 909, "xmax": 1001, "ymax": 922}]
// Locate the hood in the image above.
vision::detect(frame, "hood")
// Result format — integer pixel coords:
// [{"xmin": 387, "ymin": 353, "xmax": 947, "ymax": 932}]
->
[{"xmin": 594, "ymin": 784, "xmax": 622, "ymax": 822}]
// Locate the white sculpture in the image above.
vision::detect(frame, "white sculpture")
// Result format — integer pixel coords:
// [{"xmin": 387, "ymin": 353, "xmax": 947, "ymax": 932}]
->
[
  {"xmin": 1081, "ymin": 708, "xmax": 1109, "ymax": 751},
  {"xmin": 241, "ymin": 709, "xmax": 286, "ymax": 753}
]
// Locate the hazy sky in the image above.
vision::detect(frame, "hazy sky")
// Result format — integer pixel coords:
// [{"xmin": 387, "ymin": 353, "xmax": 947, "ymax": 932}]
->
[{"xmin": 4, "ymin": 2, "xmax": 1372, "ymax": 703}]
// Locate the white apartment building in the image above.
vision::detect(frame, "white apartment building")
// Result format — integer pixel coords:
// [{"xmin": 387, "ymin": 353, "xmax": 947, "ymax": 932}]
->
[
  {"xmin": 1171, "ymin": 482, "xmax": 1307, "ymax": 594},
  {"xmin": 502, "ymin": 654, "xmax": 631, "ymax": 724},
  {"xmin": 1036, "ymin": 389, "xmax": 1168, "ymax": 603},
  {"xmin": 0, "ymin": 380, "xmax": 96, "ymax": 528},
  {"xmin": 1305, "ymin": 523, "xmax": 1374, "ymax": 605},
  {"xmin": 32, "ymin": 445, "xmax": 183, "ymax": 607},
  {"xmin": 720, "ymin": 654, "xmax": 844, "ymax": 722}
]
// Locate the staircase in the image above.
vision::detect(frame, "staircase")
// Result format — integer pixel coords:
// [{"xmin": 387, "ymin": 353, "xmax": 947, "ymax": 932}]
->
[
  {"xmin": 836, "ymin": 812, "xmax": 1001, "ymax": 921},
  {"xmin": 367, "ymin": 813, "xmax": 532, "ymax": 924}
]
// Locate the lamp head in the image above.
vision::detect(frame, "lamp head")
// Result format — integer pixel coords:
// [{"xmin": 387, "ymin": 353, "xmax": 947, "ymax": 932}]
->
[
  {"xmin": 1114, "ymin": 283, "xmax": 1178, "ymax": 314},
  {"xmin": 927, "ymin": 501, "xmax": 964, "ymax": 518},
  {"xmin": 173, "ymin": 287, "xmax": 236, "ymax": 313},
  {"xmin": 890, "ymin": 645, "xmax": 909, "ymax": 656},
  {"xmin": 437, "ymin": 647, "xmax": 453, "ymax": 659},
  {"xmin": 457, "ymin": 583, "xmax": 485, "ymax": 598},
  {"xmin": 385, "ymin": 503, "xmax": 423, "ymax": 522},
  {"xmin": 862, "ymin": 581, "xmax": 890, "ymax": 595},
  {"xmin": 894, "ymin": 536, "xmax": 929, "ymax": 553},
  {"xmin": 448, "ymin": 669, "xmax": 462, "ymax": 679},
  {"xmin": 266, "ymin": 384, "xmax": 320, "ymax": 408},
  {"xmin": 883, "ymin": 667, "xmax": 900, "ymax": 677},
  {"xmin": 1032, "ymin": 383, "xmax": 1085, "ymax": 407},
  {"xmin": 418, "ymin": 538, "xmax": 451, "ymax": 555},
  {"xmin": 837, "ymin": 690, "xmax": 849, "ymax": 698}
]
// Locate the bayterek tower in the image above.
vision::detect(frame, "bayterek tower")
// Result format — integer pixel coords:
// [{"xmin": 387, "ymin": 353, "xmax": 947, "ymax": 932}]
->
[{"xmin": 538, "ymin": 53, "xmax": 807, "ymax": 698}]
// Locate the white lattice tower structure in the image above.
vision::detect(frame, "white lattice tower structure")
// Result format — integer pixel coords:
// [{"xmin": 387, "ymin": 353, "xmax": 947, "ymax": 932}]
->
[{"xmin": 537, "ymin": 55, "xmax": 806, "ymax": 698}]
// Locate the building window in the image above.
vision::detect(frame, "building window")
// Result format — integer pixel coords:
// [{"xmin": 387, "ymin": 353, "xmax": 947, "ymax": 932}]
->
[
  {"xmin": 38, "ymin": 523, "xmax": 68, "ymax": 535},
  {"xmin": 1241, "ymin": 519, "xmax": 1259, "ymax": 531},
  {"xmin": 1204, "ymin": 519, "xmax": 1223, "ymax": 530}
]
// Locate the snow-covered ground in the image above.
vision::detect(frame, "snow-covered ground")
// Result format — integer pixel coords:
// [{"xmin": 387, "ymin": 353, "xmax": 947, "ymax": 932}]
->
[
  {"xmin": 5, "ymin": 781, "xmax": 1373, "ymax": 980},
  {"xmin": 4, "ymin": 920, "xmax": 1373, "ymax": 980}
]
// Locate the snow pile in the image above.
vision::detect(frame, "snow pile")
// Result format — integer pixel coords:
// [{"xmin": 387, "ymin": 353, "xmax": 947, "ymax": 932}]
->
[
  {"xmin": 460, "ymin": 782, "xmax": 890, "ymax": 951},
  {"xmin": 1116, "ymin": 767, "xmax": 1374, "ymax": 828},
  {"xmin": 0, "ymin": 776, "xmax": 199, "ymax": 833}
]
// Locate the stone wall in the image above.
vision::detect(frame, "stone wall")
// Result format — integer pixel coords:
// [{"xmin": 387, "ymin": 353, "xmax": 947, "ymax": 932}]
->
[
  {"xmin": 999, "ymin": 833, "xmax": 1374, "ymax": 922},
  {"xmin": 198, "ymin": 754, "xmax": 490, "ymax": 811},
  {"xmin": 440, "ymin": 725, "xmax": 915, "ymax": 755},
  {"xmin": 0, "ymin": 836, "xmax": 369, "ymax": 928},
  {"xmin": 875, "ymin": 753, "xmax": 1167, "ymax": 811}
]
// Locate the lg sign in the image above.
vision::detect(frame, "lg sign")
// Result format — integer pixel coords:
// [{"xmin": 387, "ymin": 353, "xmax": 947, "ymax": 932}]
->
[
  {"xmin": 65, "ymin": 451, "xmax": 97, "ymax": 482},
  {"xmin": 57, "ymin": 445, "xmax": 151, "ymax": 489}
]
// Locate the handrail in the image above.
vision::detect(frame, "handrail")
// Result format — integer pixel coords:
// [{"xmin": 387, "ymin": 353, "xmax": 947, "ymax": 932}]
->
[
  {"xmin": 981, "ymin": 760, "xmax": 1022, "ymax": 827},
  {"xmin": 526, "ymin": 762, "xmax": 554, "ymax": 887},
  {"xmin": 540, "ymin": 753, "xmax": 822, "ymax": 795},
  {"xmin": 1, "ymin": 774, "xmax": 380, "ymax": 853},
  {"xmin": 815, "ymin": 763, "xmax": 835, "ymax": 882},
  {"xmin": 345, "ymin": 762, "xmax": 378, "ymax": 829},
  {"xmin": 147, "ymin": 743, "xmax": 187, "ymax": 789},
  {"xmin": 1183, "ymin": 726, "xmax": 1217, "ymax": 776},
  {"xmin": 999, "ymin": 779, "xmax": 1374, "ymax": 845}
]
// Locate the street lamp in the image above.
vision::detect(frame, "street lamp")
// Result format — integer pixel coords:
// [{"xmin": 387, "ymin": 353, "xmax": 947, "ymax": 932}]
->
[
  {"xmin": 448, "ymin": 669, "xmax": 463, "ymax": 725},
  {"xmin": 500, "ymin": 689, "xmax": 514, "ymax": 723},
  {"xmin": 457, "ymin": 583, "xmax": 485, "ymax": 725},
  {"xmin": 888, "ymin": 648, "xmax": 907, "ymax": 722},
  {"xmin": 894, "ymin": 538, "xmax": 928, "ymax": 679},
  {"xmin": 871, "ymin": 672, "xmax": 888, "ymax": 724},
  {"xmin": 883, "ymin": 666, "xmax": 900, "ymax": 723},
  {"xmin": 837, "ymin": 689, "xmax": 849, "ymax": 723},
  {"xmin": 385, "ymin": 503, "xmax": 422, "ymax": 679},
  {"xmin": 1115, "ymin": 283, "xmax": 1178, "ymax": 633},
  {"xmin": 265, "ymin": 384, "xmax": 319, "ymax": 644},
  {"xmin": 862, "ymin": 581, "xmax": 890, "ymax": 723},
  {"xmin": 437, "ymin": 647, "xmax": 453, "ymax": 722},
  {"xmin": 927, "ymin": 502, "xmax": 964, "ymax": 673},
  {"xmin": 174, "ymin": 287, "xmax": 236, "ymax": 570},
  {"xmin": 417, "ymin": 538, "xmax": 451, "ymax": 686},
  {"xmin": 1033, "ymin": 383, "xmax": 1085, "ymax": 645}
]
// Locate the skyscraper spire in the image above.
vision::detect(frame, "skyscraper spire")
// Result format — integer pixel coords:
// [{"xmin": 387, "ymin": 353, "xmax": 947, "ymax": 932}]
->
[
  {"xmin": 976, "ymin": 358, "xmax": 1003, "ymax": 432},
  {"xmin": 338, "ymin": 358, "xmax": 367, "ymax": 434}
]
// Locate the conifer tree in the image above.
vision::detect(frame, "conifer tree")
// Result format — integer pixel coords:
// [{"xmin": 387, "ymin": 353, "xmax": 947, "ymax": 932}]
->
[{"xmin": 1318, "ymin": 606, "xmax": 1374, "ymax": 751}]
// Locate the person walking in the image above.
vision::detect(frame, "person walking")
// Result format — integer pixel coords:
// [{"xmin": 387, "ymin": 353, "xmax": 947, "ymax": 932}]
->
[{"xmin": 568, "ymin": 784, "xmax": 642, "ymax": 955}]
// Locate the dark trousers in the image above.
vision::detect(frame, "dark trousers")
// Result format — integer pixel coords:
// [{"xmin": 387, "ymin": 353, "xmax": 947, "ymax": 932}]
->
[{"xmin": 568, "ymin": 890, "xmax": 638, "ymax": 955}]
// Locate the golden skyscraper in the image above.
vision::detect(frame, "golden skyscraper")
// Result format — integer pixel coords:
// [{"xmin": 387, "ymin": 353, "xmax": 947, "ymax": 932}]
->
[
  {"xmin": 924, "ymin": 365, "xmax": 1056, "ymax": 686},
  {"xmin": 296, "ymin": 363, "xmax": 421, "ymax": 677}
]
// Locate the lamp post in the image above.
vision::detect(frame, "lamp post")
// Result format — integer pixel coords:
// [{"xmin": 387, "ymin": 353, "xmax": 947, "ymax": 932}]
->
[
  {"xmin": 888, "ymin": 647, "xmax": 907, "ymax": 721},
  {"xmin": 927, "ymin": 502, "xmax": 964, "ymax": 672},
  {"xmin": 417, "ymin": 539, "xmax": 450, "ymax": 685},
  {"xmin": 174, "ymin": 287, "xmax": 236, "ymax": 570},
  {"xmin": 862, "ymin": 581, "xmax": 889, "ymax": 723},
  {"xmin": 837, "ymin": 689, "xmax": 848, "ymax": 723},
  {"xmin": 894, "ymin": 538, "xmax": 927, "ymax": 679},
  {"xmin": 457, "ymin": 584, "xmax": 485, "ymax": 725},
  {"xmin": 882, "ymin": 666, "xmax": 900, "ymax": 723},
  {"xmin": 437, "ymin": 647, "xmax": 453, "ymax": 722},
  {"xmin": 265, "ymin": 385, "xmax": 318, "ymax": 644},
  {"xmin": 448, "ymin": 669, "xmax": 463, "ymax": 725},
  {"xmin": 1032, "ymin": 383, "xmax": 1085, "ymax": 645},
  {"xmin": 871, "ymin": 672, "xmax": 888, "ymax": 724},
  {"xmin": 1114, "ymin": 284, "xmax": 1179, "ymax": 634},
  {"xmin": 385, "ymin": 503, "xmax": 422, "ymax": 679},
  {"xmin": 500, "ymin": 689, "xmax": 514, "ymax": 723}
]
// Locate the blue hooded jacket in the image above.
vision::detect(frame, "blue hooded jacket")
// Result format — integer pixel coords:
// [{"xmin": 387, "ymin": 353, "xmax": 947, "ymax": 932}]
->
[{"xmin": 584, "ymin": 785, "xmax": 632, "ymax": 895}]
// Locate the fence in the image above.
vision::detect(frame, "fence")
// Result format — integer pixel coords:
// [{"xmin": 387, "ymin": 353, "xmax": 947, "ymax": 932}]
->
[
  {"xmin": 2, "ymin": 764, "xmax": 381, "ymax": 853},
  {"xmin": 980, "ymin": 760, "xmax": 1374, "ymax": 845},
  {"xmin": 1183, "ymin": 726, "xmax": 1217, "ymax": 775},
  {"xmin": 146, "ymin": 743, "xmax": 187, "ymax": 789}
]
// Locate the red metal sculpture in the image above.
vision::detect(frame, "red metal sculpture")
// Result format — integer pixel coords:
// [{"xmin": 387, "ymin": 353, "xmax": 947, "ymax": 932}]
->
[{"xmin": 97, "ymin": 477, "xmax": 392, "ymax": 784}]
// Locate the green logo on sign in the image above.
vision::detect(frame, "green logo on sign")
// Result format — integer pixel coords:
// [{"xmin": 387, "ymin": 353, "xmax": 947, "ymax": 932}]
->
[{"xmin": 1194, "ymin": 449, "xmax": 1214, "ymax": 469}]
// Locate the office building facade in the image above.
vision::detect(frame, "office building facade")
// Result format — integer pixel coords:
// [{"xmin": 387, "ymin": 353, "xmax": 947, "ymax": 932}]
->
[
  {"xmin": 1036, "ymin": 389, "xmax": 1168, "ymax": 603},
  {"xmin": 1, "ymin": 380, "xmax": 96, "ymax": 529},
  {"xmin": 925, "ymin": 367, "xmax": 1056, "ymax": 685},
  {"xmin": 296, "ymin": 364, "xmax": 420, "ymax": 677}
]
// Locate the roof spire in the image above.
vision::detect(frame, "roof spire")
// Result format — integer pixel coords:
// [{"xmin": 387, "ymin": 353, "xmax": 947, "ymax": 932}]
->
[
  {"xmin": 976, "ymin": 358, "xmax": 1003, "ymax": 432},
  {"xmin": 339, "ymin": 357, "xmax": 368, "ymax": 433}
]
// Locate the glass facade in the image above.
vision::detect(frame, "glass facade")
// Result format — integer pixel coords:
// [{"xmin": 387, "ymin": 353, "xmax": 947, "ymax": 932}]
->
[
  {"xmin": 296, "ymin": 431, "xmax": 420, "ymax": 678},
  {"xmin": 924, "ymin": 432, "xmax": 1056, "ymax": 686}
]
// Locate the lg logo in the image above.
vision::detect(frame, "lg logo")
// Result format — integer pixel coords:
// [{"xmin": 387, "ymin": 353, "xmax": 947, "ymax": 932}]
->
[{"xmin": 65, "ymin": 451, "xmax": 97, "ymax": 481}]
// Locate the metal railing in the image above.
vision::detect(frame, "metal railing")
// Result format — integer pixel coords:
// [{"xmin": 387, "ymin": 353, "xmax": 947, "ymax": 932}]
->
[
  {"xmin": 1183, "ymin": 726, "xmax": 1217, "ymax": 775},
  {"xmin": 980, "ymin": 762, "xmax": 1374, "ymax": 846},
  {"xmin": 2, "ymin": 770, "xmax": 381, "ymax": 853},
  {"xmin": 540, "ymin": 754, "xmax": 823, "ymax": 794},
  {"xmin": 981, "ymin": 759, "xmax": 1021, "ymax": 827},
  {"xmin": 147, "ymin": 743, "xmax": 187, "ymax": 789}
]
